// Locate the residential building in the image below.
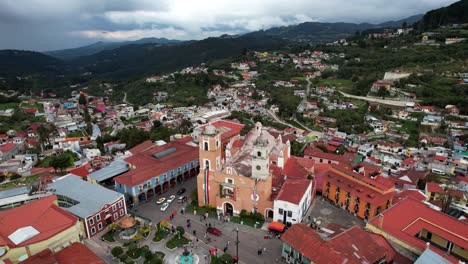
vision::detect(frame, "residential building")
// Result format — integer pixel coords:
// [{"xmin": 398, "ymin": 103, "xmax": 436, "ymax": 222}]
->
[
  {"xmin": 0, "ymin": 195, "xmax": 84, "ymax": 263},
  {"xmin": 46, "ymin": 175, "xmax": 126, "ymax": 237},
  {"xmin": 19, "ymin": 242, "xmax": 105, "ymax": 264},
  {"xmin": 322, "ymin": 165, "xmax": 395, "ymax": 220},
  {"xmin": 281, "ymin": 223, "xmax": 397, "ymax": 264},
  {"xmin": 367, "ymin": 197, "xmax": 468, "ymax": 263}
]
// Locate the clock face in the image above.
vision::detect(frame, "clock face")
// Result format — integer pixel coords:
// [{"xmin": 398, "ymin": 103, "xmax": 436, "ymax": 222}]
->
[{"xmin": 256, "ymin": 165, "xmax": 261, "ymax": 170}]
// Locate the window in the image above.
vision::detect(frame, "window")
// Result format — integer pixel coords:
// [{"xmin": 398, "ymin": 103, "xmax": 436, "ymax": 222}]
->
[
  {"xmin": 89, "ymin": 218, "xmax": 94, "ymax": 225},
  {"xmin": 328, "ymin": 160, "xmax": 331, "ymax": 164},
  {"xmin": 114, "ymin": 213, "xmax": 118, "ymax": 220},
  {"xmin": 257, "ymin": 151, "xmax": 262, "ymax": 157},
  {"xmin": 278, "ymin": 208, "xmax": 283, "ymax": 215},
  {"xmin": 320, "ymin": 159, "xmax": 323, "ymax": 163},
  {"xmin": 98, "ymin": 223, "xmax": 103, "ymax": 230},
  {"xmin": 91, "ymin": 227, "xmax": 96, "ymax": 235},
  {"xmin": 226, "ymin": 178, "xmax": 234, "ymax": 184},
  {"xmin": 96, "ymin": 214, "xmax": 101, "ymax": 221},
  {"xmin": 118, "ymin": 201, "xmax": 123, "ymax": 208},
  {"xmin": 204, "ymin": 142, "xmax": 209, "ymax": 151},
  {"xmin": 426, "ymin": 232, "xmax": 432, "ymax": 240},
  {"xmin": 112, "ymin": 204, "xmax": 117, "ymax": 211},
  {"xmin": 216, "ymin": 140, "xmax": 220, "ymax": 148},
  {"xmin": 120, "ymin": 209, "xmax": 124, "ymax": 216},
  {"xmin": 287, "ymin": 211, "xmax": 292, "ymax": 217}
]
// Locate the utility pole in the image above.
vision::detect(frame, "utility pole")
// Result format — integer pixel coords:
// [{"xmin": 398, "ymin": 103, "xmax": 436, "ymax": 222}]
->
[{"xmin": 235, "ymin": 228, "xmax": 239, "ymax": 263}]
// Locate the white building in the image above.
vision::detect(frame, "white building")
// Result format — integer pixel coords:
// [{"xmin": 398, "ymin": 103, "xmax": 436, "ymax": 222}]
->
[
  {"xmin": 273, "ymin": 179, "xmax": 313, "ymax": 227},
  {"xmin": 83, "ymin": 148, "xmax": 101, "ymax": 161}
]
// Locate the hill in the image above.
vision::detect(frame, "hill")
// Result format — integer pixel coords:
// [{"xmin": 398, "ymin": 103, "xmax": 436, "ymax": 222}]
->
[
  {"xmin": 45, "ymin": 37, "xmax": 182, "ymax": 60},
  {"xmin": 255, "ymin": 15, "xmax": 423, "ymax": 43},
  {"xmin": 70, "ymin": 33, "xmax": 286, "ymax": 78},
  {"xmin": 415, "ymin": 0, "xmax": 468, "ymax": 30},
  {"xmin": 0, "ymin": 50, "xmax": 64, "ymax": 76}
]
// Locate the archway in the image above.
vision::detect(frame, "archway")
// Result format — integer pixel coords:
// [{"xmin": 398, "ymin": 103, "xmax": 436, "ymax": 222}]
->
[
  {"xmin": 138, "ymin": 193, "xmax": 146, "ymax": 202},
  {"xmin": 265, "ymin": 209, "xmax": 274, "ymax": 220},
  {"xmin": 162, "ymin": 182, "xmax": 169, "ymax": 193},
  {"xmin": 224, "ymin": 202, "xmax": 234, "ymax": 216},
  {"xmin": 147, "ymin": 189, "xmax": 154, "ymax": 200},
  {"xmin": 155, "ymin": 185, "xmax": 162, "ymax": 195},
  {"xmin": 177, "ymin": 175, "xmax": 183, "ymax": 184},
  {"xmin": 170, "ymin": 178, "xmax": 176, "ymax": 187}
]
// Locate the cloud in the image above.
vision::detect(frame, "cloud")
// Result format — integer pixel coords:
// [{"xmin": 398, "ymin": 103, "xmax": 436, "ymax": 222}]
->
[{"xmin": 0, "ymin": 0, "xmax": 459, "ymax": 50}]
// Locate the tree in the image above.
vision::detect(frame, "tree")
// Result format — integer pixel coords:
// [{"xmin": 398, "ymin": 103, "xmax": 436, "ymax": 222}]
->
[
  {"xmin": 78, "ymin": 93, "xmax": 87, "ymax": 106},
  {"xmin": 50, "ymin": 153, "xmax": 71, "ymax": 173},
  {"xmin": 402, "ymin": 21, "xmax": 408, "ymax": 30},
  {"xmin": 377, "ymin": 86, "xmax": 389, "ymax": 98}
]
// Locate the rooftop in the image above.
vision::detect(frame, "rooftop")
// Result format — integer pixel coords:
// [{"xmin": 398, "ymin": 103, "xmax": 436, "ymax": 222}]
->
[
  {"xmin": 275, "ymin": 178, "xmax": 311, "ymax": 204},
  {"xmin": 47, "ymin": 175, "xmax": 123, "ymax": 218},
  {"xmin": 0, "ymin": 195, "xmax": 78, "ymax": 248}
]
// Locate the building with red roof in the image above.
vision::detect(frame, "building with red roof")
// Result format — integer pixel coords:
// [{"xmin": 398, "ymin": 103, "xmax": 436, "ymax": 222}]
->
[
  {"xmin": 20, "ymin": 243, "xmax": 104, "ymax": 264},
  {"xmin": 274, "ymin": 178, "xmax": 313, "ymax": 226},
  {"xmin": 0, "ymin": 196, "xmax": 83, "ymax": 263},
  {"xmin": 304, "ymin": 146, "xmax": 341, "ymax": 165},
  {"xmin": 425, "ymin": 182, "xmax": 467, "ymax": 208},
  {"xmin": 281, "ymin": 223, "xmax": 398, "ymax": 264},
  {"xmin": 115, "ymin": 137, "xmax": 199, "ymax": 205},
  {"xmin": 366, "ymin": 197, "xmax": 468, "ymax": 263},
  {"xmin": 323, "ymin": 165, "xmax": 395, "ymax": 220}
]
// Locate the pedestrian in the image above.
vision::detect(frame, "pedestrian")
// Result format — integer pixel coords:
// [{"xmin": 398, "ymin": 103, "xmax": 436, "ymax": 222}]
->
[
  {"xmin": 193, "ymin": 230, "xmax": 196, "ymax": 236},
  {"xmin": 227, "ymin": 240, "xmax": 230, "ymax": 245},
  {"xmin": 208, "ymin": 223, "xmax": 212, "ymax": 227},
  {"xmin": 223, "ymin": 246, "xmax": 227, "ymax": 253},
  {"xmin": 204, "ymin": 232, "xmax": 207, "ymax": 238},
  {"xmin": 205, "ymin": 223, "xmax": 208, "ymax": 227},
  {"xmin": 257, "ymin": 248, "xmax": 262, "ymax": 255}
]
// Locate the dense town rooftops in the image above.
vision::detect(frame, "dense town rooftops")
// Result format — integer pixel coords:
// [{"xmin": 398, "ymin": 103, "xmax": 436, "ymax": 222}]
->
[{"xmin": 0, "ymin": 195, "xmax": 78, "ymax": 248}]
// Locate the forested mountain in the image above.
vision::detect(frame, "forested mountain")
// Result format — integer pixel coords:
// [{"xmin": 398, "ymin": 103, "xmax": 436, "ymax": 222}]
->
[
  {"xmin": 0, "ymin": 50, "xmax": 64, "ymax": 76},
  {"xmin": 414, "ymin": 0, "xmax": 468, "ymax": 30},
  {"xmin": 70, "ymin": 33, "xmax": 286, "ymax": 78},
  {"xmin": 45, "ymin": 37, "xmax": 182, "ymax": 60},
  {"xmin": 255, "ymin": 15, "xmax": 423, "ymax": 43}
]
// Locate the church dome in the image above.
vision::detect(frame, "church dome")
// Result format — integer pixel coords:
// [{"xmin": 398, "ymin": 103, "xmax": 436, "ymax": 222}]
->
[{"xmin": 203, "ymin": 125, "xmax": 217, "ymax": 135}]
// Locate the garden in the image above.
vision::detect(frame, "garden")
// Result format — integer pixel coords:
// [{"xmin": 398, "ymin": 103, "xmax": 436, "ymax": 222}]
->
[
  {"xmin": 112, "ymin": 243, "xmax": 165, "ymax": 264},
  {"xmin": 165, "ymin": 226, "xmax": 189, "ymax": 249}
]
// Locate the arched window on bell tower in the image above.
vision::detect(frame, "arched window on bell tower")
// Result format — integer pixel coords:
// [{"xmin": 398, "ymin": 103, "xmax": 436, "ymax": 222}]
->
[{"xmin": 204, "ymin": 142, "xmax": 209, "ymax": 151}]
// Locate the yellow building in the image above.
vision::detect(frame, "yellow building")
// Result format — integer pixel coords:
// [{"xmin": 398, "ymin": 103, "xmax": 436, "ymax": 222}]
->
[
  {"xmin": 425, "ymin": 182, "xmax": 467, "ymax": 208},
  {"xmin": 0, "ymin": 195, "xmax": 84, "ymax": 263}
]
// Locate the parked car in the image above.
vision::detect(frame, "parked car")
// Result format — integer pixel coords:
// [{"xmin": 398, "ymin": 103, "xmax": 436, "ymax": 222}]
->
[
  {"xmin": 156, "ymin": 197, "xmax": 166, "ymax": 204},
  {"xmin": 160, "ymin": 202, "xmax": 169, "ymax": 211},
  {"xmin": 207, "ymin": 227, "xmax": 222, "ymax": 236},
  {"xmin": 178, "ymin": 196, "xmax": 187, "ymax": 203},
  {"xmin": 177, "ymin": 188, "xmax": 186, "ymax": 195},
  {"xmin": 167, "ymin": 195, "xmax": 176, "ymax": 203}
]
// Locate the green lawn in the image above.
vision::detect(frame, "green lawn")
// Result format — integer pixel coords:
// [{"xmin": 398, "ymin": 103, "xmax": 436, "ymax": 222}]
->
[
  {"xmin": 0, "ymin": 102, "xmax": 18, "ymax": 110},
  {"xmin": 67, "ymin": 130, "xmax": 84, "ymax": 137},
  {"xmin": 21, "ymin": 103, "xmax": 44, "ymax": 111},
  {"xmin": 317, "ymin": 78, "xmax": 353, "ymax": 92},
  {"xmin": 186, "ymin": 204, "xmax": 218, "ymax": 218},
  {"xmin": 0, "ymin": 174, "xmax": 41, "ymax": 190},
  {"xmin": 230, "ymin": 216, "xmax": 264, "ymax": 228},
  {"xmin": 165, "ymin": 236, "xmax": 189, "ymax": 249},
  {"xmin": 153, "ymin": 228, "xmax": 169, "ymax": 242}
]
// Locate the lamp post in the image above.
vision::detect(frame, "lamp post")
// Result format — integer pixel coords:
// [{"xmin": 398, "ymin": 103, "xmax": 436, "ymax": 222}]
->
[{"xmin": 235, "ymin": 228, "xmax": 239, "ymax": 263}]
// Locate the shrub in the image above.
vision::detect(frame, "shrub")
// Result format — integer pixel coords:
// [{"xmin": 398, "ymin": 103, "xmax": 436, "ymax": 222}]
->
[
  {"xmin": 176, "ymin": 226, "xmax": 185, "ymax": 235},
  {"xmin": 159, "ymin": 221, "xmax": 170, "ymax": 229},
  {"xmin": 112, "ymin": 246, "xmax": 123, "ymax": 257},
  {"xmin": 10, "ymin": 174, "xmax": 21, "ymax": 180},
  {"xmin": 120, "ymin": 254, "xmax": 128, "ymax": 262},
  {"xmin": 0, "ymin": 176, "xmax": 5, "ymax": 183},
  {"xmin": 220, "ymin": 254, "xmax": 235, "ymax": 264},
  {"xmin": 240, "ymin": 209, "xmax": 248, "ymax": 218}
]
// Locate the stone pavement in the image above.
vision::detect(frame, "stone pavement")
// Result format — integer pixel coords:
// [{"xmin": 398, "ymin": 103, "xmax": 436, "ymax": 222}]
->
[{"xmin": 170, "ymin": 211, "xmax": 284, "ymax": 264}]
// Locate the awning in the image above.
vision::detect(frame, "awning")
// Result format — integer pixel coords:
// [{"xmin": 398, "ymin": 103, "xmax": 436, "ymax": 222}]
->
[{"xmin": 268, "ymin": 221, "xmax": 285, "ymax": 232}]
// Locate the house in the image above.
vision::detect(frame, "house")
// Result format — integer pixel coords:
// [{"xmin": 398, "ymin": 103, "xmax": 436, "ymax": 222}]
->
[
  {"xmin": 303, "ymin": 147, "xmax": 340, "ymax": 165},
  {"xmin": 19, "ymin": 242, "xmax": 105, "ymax": 264},
  {"xmin": 366, "ymin": 197, "xmax": 468, "ymax": 263},
  {"xmin": 0, "ymin": 143, "xmax": 18, "ymax": 162},
  {"xmin": 281, "ymin": 223, "xmax": 398, "ymax": 264},
  {"xmin": 273, "ymin": 179, "xmax": 313, "ymax": 226},
  {"xmin": 370, "ymin": 80, "xmax": 394, "ymax": 93},
  {"xmin": 46, "ymin": 175, "xmax": 126, "ymax": 237},
  {"xmin": 425, "ymin": 182, "xmax": 467, "ymax": 208},
  {"xmin": 115, "ymin": 137, "xmax": 199, "ymax": 206},
  {"xmin": 322, "ymin": 165, "xmax": 395, "ymax": 220},
  {"xmin": 0, "ymin": 195, "xmax": 84, "ymax": 263}
]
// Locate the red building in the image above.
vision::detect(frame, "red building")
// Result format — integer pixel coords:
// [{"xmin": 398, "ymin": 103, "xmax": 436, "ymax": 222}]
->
[{"xmin": 322, "ymin": 165, "xmax": 395, "ymax": 220}]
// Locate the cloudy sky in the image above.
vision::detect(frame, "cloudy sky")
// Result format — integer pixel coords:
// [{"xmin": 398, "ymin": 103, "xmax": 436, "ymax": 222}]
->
[{"xmin": 0, "ymin": 0, "xmax": 457, "ymax": 51}]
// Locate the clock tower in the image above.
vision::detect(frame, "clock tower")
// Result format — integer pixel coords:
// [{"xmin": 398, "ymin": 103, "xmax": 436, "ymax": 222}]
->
[{"xmin": 251, "ymin": 122, "xmax": 269, "ymax": 181}]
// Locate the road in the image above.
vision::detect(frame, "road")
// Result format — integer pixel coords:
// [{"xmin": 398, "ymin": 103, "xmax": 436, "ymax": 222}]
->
[
  {"xmin": 338, "ymin": 91, "xmax": 411, "ymax": 107},
  {"xmin": 123, "ymin": 92, "xmax": 131, "ymax": 105}
]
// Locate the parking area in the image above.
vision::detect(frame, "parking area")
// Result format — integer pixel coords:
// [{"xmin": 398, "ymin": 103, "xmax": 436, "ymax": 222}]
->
[
  {"xmin": 131, "ymin": 176, "xmax": 197, "ymax": 224},
  {"xmin": 305, "ymin": 196, "xmax": 364, "ymax": 229}
]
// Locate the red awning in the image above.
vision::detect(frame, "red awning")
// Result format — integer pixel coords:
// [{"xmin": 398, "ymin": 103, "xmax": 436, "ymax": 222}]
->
[{"xmin": 268, "ymin": 221, "xmax": 285, "ymax": 232}]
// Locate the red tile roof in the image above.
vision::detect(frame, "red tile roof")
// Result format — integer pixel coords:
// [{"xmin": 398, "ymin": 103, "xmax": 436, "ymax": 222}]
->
[
  {"xmin": 19, "ymin": 249, "xmax": 56, "ymax": 264},
  {"xmin": 282, "ymin": 224, "xmax": 395, "ymax": 264},
  {"xmin": 304, "ymin": 147, "xmax": 341, "ymax": 162},
  {"xmin": 368, "ymin": 197, "xmax": 468, "ymax": 261},
  {"xmin": 0, "ymin": 143, "xmax": 16, "ymax": 153},
  {"xmin": 201, "ymin": 120, "xmax": 245, "ymax": 141},
  {"xmin": 0, "ymin": 195, "xmax": 78, "ymax": 248},
  {"xmin": 394, "ymin": 189, "xmax": 426, "ymax": 204},
  {"xmin": 426, "ymin": 182, "xmax": 444, "ymax": 193},
  {"xmin": 116, "ymin": 139, "xmax": 198, "ymax": 186},
  {"xmin": 54, "ymin": 242, "xmax": 105, "ymax": 264},
  {"xmin": 68, "ymin": 165, "xmax": 90, "ymax": 178},
  {"xmin": 128, "ymin": 140, "xmax": 155, "ymax": 154},
  {"xmin": 276, "ymin": 179, "xmax": 311, "ymax": 204},
  {"xmin": 283, "ymin": 156, "xmax": 313, "ymax": 179}
]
